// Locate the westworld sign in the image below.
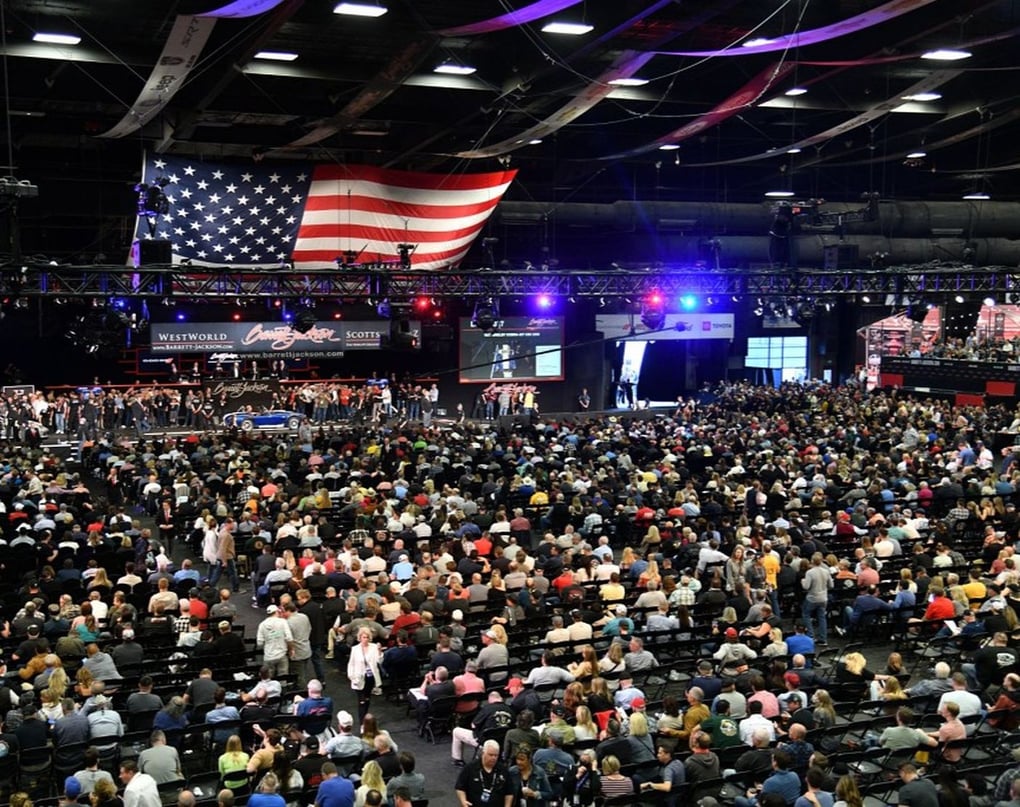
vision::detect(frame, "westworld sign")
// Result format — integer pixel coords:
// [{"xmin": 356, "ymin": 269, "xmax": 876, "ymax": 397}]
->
[{"xmin": 150, "ymin": 320, "xmax": 420, "ymax": 357}]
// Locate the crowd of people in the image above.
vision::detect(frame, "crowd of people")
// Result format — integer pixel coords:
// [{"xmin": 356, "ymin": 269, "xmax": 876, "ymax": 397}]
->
[
  {"xmin": 0, "ymin": 377, "xmax": 1019, "ymax": 807},
  {"xmin": 903, "ymin": 333, "xmax": 1020, "ymax": 364}
]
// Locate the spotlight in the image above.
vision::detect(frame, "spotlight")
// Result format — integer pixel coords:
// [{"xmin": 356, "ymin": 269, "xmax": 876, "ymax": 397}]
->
[
  {"xmin": 679, "ymin": 294, "xmax": 698, "ymax": 311},
  {"xmin": 413, "ymin": 297, "xmax": 431, "ymax": 313},
  {"xmin": 396, "ymin": 243, "xmax": 416, "ymax": 269},
  {"xmin": 473, "ymin": 305, "xmax": 497, "ymax": 331},
  {"xmin": 983, "ymin": 296, "xmax": 996, "ymax": 307},
  {"xmin": 176, "ymin": 312, "xmax": 186, "ymax": 321},
  {"xmin": 293, "ymin": 311, "xmax": 317, "ymax": 334},
  {"xmin": 641, "ymin": 307, "xmax": 665, "ymax": 330},
  {"xmin": 954, "ymin": 294, "xmax": 965, "ymax": 303},
  {"xmin": 535, "ymin": 294, "xmax": 553, "ymax": 310}
]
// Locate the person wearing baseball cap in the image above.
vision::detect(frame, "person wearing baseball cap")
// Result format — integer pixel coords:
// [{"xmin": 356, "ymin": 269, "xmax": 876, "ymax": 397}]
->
[
  {"xmin": 256, "ymin": 604, "xmax": 295, "ymax": 680},
  {"xmin": 713, "ymin": 627, "xmax": 757, "ymax": 677},
  {"xmin": 506, "ymin": 677, "xmax": 541, "ymax": 716},
  {"xmin": 600, "ymin": 604, "xmax": 634, "ymax": 638}
]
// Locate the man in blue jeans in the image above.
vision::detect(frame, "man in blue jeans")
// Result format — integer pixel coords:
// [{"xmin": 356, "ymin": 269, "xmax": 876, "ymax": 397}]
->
[{"xmin": 801, "ymin": 553, "xmax": 833, "ymax": 645}]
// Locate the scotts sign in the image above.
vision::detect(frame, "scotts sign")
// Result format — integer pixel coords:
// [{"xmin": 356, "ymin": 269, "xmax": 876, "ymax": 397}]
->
[{"xmin": 150, "ymin": 320, "xmax": 420, "ymax": 357}]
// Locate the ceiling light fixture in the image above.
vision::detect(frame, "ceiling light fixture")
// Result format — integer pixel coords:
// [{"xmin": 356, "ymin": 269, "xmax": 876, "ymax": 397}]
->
[
  {"xmin": 784, "ymin": 87, "xmax": 807, "ymax": 96},
  {"xmin": 541, "ymin": 21, "xmax": 594, "ymax": 35},
  {"xmin": 32, "ymin": 32, "xmax": 81, "ymax": 45},
  {"xmin": 962, "ymin": 191, "xmax": 990, "ymax": 200},
  {"xmin": 333, "ymin": 2, "xmax": 387, "ymax": 17},
  {"xmin": 608, "ymin": 77, "xmax": 649, "ymax": 87},
  {"xmin": 528, "ymin": 139, "xmax": 543, "ymax": 145},
  {"xmin": 434, "ymin": 61, "xmax": 476, "ymax": 76},
  {"xmin": 902, "ymin": 92, "xmax": 942, "ymax": 102},
  {"xmin": 764, "ymin": 190, "xmax": 795, "ymax": 198},
  {"xmin": 743, "ymin": 37, "xmax": 775, "ymax": 48},
  {"xmin": 906, "ymin": 150, "xmax": 927, "ymax": 159},
  {"xmin": 658, "ymin": 144, "xmax": 680, "ymax": 151},
  {"xmin": 254, "ymin": 51, "xmax": 298, "ymax": 61},
  {"xmin": 786, "ymin": 147, "xmax": 802, "ymax": 154},
  {"xmin": 921, "ymin": 48, "xmax": 972, "ymax": 61}
]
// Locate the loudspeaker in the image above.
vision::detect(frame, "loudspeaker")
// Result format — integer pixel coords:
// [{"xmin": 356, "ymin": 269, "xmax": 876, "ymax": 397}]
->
[
  {"xmin": 139, "ymin": 239, "xmax": 172, "ymax": 265},
  {"xmin": 498, "ymin": 413, "xmax": 533, "ymax": 432},
  {"xmin": 823, "ymin": 244, "xmax": 859, "ymax": 270}
]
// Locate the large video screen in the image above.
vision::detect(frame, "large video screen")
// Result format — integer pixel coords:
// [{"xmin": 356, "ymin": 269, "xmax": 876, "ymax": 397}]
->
[
  {"xmin": 459, "ymin": 316, "xmax": 564, "ymax": 383},
  {"xmin": 746, "ymin": 336, "xmax": 808, "ymax": 370}
]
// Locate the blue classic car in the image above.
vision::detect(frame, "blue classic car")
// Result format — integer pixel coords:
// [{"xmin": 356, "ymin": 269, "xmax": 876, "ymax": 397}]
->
[{"xmin": 222, "ymin": 409, "xmax": 306, "ymax": 431}]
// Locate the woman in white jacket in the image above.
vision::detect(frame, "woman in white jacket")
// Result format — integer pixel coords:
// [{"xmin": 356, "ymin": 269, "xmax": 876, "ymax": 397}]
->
[
  {"xmin": 202, "ymin": 516, "xmax": 219, "ymax": 572},
  {"xmin": 347, "ymin": 627, "xmax": 383, "ymax": 722}
]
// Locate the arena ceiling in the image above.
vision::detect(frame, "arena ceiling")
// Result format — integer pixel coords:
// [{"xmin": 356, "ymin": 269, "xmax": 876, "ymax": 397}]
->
[{"xmin": 2, "ymin": 0, "xmax": 1019, "ymax": 260}]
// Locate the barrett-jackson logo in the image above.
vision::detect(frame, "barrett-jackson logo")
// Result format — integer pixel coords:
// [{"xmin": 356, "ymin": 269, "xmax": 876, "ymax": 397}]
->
[
  {"xmin": 241, "ymin": 324, "xmax": 342, "ymax": 351},
  {"xmin": 207, "ymin": 381, "xmax": 275, "ymax": 400}
]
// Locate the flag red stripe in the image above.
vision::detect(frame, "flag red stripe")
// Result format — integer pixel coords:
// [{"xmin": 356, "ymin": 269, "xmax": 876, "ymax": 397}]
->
[
  {"xmin": 291, "ymin": 243, "xmax": 471, "ymax": 266},
  {"xmin": 302, "ymin": 193, "xmax": 501, "ymax": 220},
  {"xmin": 310, "ymin": 164, "xmax": 517, "ymax": 191},
  {"xmin": 295, "ymin": 222, "xmax": 485, "ymax": 244}
]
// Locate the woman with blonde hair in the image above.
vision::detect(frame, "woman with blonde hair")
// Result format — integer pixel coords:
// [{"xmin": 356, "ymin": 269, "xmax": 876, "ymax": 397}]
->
[
  {"xmin": 347, "ymin": 627, "xmax": 383, "ymax": 722},
  {"xmin": 354, "ymin": 760, "xmax": 385, "ymax": 807},
  {"xmin": 568, "ymin": 645, "xmax": 599, "ymax": 682},
  {"xmin": 87, "ymin": 567, "xmax": 112, "ymax": 593},
  {"xmin": 89, "ymin": 779, "xmax": 120, "ymax": 807},
  {"xmin": 837, "ymin": 651, "xmax": 888, "ymax": 699},
  {"xmin": 598, "ymin": 643, "xmax": 625, "ymax": 686},
  {"xmin": 489, "ymin": 623, "xmax": 509, "ymax": 646},
  {"xmin": 619, "ymin": 547, "xmax": 636, "ymax": 575},
  {"xmin": 812, "ymin": 689, "xmax": 837, "ymax": 728},
  {"xmin": 877, "ymin": 676, "xmax": 908, "ymax": 711},
  {"xmin": 639, "ymin": 525, "xmax": 661, "ymax": 557},
  {"xmin": 761, "ymin": 627, "xmax": 788, "ymax": 658},
  {"xmin": 218, "ymin": 735, "xmax": 250, "ymax": 791},
  {"xmin": 573, "ymin": 705, "xmax": 598, "ymax": 744},
  {"xmin": 587, "ymin": 678, "xmax": 614, "ymax": 715},
  {"xmin": 833, "ymin": 774, "xmax": 864, "ymax": 807},
  {"xmin": 599, "ymin": 756, "xmax": 635, "ymax": 799},
  {"xmin": 626, "ymin": 712, "xmax": 655, "ymax": 762},
  {"xmin": 44, "ymin": 666, "xmax": 69, "ymax": 701},
  {"xmin": 637, "ymin": 559, "xmax": 660, "ymax": 589}
]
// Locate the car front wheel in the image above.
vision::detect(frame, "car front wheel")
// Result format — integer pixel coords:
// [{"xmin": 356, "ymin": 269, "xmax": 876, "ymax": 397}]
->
[
  {"xmin": 240, "ymin": 419, "xmax": 254, "ymax": 431},
  {"xmin": 287, "ymin": 416, "xmax": 301, "ymax": 429}
]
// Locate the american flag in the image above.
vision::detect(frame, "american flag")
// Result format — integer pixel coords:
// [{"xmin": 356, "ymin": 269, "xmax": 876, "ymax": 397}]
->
[{"xmin": 138, "ymin": 155, "xmax": 517, "ymax": 271}]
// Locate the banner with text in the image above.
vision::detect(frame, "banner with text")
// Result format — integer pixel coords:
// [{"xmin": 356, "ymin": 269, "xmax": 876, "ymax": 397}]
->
[
  {"xmin": 150, "ymin": 320, "xmax": 420, "ymax": 358},
  {"xmin": 596, "ymin": 313, "xmax": 735, "ymax": 341},
  {"xmin": 202, "ymin": 379, "xmax": 280, "ymax": 410}
]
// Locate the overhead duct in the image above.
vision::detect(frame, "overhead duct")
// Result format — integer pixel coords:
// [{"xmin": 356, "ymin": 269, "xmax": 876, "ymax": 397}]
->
[{"xmin": 495, "ymin": 200, "xmax": 1020, "ymax": 239}]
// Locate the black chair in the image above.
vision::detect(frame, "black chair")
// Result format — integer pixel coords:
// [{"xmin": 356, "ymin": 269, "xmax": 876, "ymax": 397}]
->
[
  {"xmin": 421, "ymin": 694, "xmax": 457, "ymax": 744},
  {"xmin": 19, "ymin": 744, "xmax": 54, "ymax": 798}
]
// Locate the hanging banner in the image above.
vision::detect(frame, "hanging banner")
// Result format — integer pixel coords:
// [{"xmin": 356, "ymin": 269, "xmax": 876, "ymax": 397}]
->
[
  {"xmin": 456, "ymin": 51, "xmax": 655, "ymax": 159},
  {"xmin": 203, "ymin": 379, "xmax": 280, "ymax": 410},
  {"xmin": 681, "ymin": 70, "xmax": 962, "ymax": 168},
  {"xmin": 598, "ymin": 62, "xmax": 794, "ymax": 161},
  {"xmin": 596, "ymin": 313, "xmax": 735, "ymax": 341},
  {"xmin": 149, "ymin": 320, "xmax": 421, "ymax": 356},
  {"xmin": 656, "ymin": 0, "xmax": 936, "ymax": 58},
  {"xmin": 280, "ymin": 38, "xmax": 435, "ymax": 150},
  {"xmin": 439, "ymin": 0, "xmax": 584, "ymax": 36},
  {"xmin": 98, "ymin": 0, "xmax": 289, "ymax": 139}
]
